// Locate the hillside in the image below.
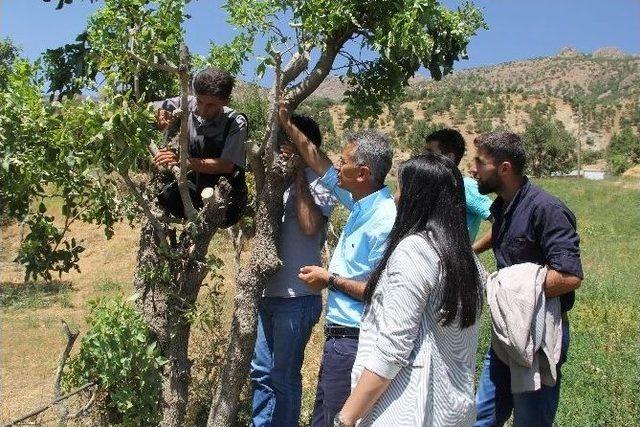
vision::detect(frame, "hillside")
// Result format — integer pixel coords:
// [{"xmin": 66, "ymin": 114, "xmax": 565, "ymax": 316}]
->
[{"xmin": 308, "ymin": 47, "xmax": 639, "ymax": 166}]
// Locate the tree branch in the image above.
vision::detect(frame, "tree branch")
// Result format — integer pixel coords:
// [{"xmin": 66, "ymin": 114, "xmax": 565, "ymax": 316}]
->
[
  {"xmin": 127, "ymin": 51, "xmax": 179, "ymax": 74},
  {"xmin": 250, "ymin": 52, "xmax": 288, "ymax": 195},
  {"xmin": 247, "ymin": 139, "xmax": 265, "ymax": 197},
  {"xmin": 286, "ymin": 31, "xmax": 352, "ymax": 109},
  {"xmin": 281, "ymin": 51, "xmax": 309, "ymax": 87},
  {"xmin": 5, "ymin": 382, "xmax": 96, "ymax": 427},
  {"xmin": 66, "ymin": 385, "xmax": 98, "ymax": 419},
  {"xmin": 188, "ymin": 180, "xmax": 232, "ymax": 259},
  {"xmin": 176, "ymin": 43, "xmax": 197, "ymax": 220},
  {"xmin": 53, "ymin": 320, "xmax": 79, "ymax": 421},
  {"xmin": 120, "ymin": 171, "xmax": 168, "ymax": 246},
  {"xmin": 263, "ymin": 52, "xmax": 284, "ymax": 170}
]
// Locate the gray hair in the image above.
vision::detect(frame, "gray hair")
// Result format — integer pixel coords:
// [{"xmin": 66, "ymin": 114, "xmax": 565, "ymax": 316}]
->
[{"xmin": 347, "ymin": 129, "xmax": 394, "ymax": 185}]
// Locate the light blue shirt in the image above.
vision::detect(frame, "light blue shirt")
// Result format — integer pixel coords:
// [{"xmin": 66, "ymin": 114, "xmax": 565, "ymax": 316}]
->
[
  {"xmin": 464, "ymin": 177, "xmax": 492, "ymax": 241},
  {"xmin": 320, "ymin": 167, "xmax": 397, "ymax": 328}
]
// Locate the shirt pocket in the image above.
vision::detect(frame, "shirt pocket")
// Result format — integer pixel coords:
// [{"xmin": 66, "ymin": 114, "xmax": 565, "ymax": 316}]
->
[{"xmin": 507, "ymin": 235, "xmax": 536, "ymax": 259}]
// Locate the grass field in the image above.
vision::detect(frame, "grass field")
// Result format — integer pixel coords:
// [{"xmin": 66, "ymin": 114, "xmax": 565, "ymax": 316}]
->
[{"xmin": 1, "ymin": 177, "xmax": 639, "ymax": 425}]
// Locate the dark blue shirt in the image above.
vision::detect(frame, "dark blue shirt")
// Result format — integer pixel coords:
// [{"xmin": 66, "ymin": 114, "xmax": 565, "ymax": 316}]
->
[{"xmin": 490, "ymin": 177, "xmax": 583, "ymax": 312}]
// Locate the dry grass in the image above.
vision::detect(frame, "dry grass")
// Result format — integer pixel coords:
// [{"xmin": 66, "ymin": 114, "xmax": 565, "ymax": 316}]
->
[
  {"xmin": 0, "ymin": 216, "xmax": 139, "ymax": 423},
  {"xmin": 0, "ymin": 204, "xmax": 318, "ymax": 425}
]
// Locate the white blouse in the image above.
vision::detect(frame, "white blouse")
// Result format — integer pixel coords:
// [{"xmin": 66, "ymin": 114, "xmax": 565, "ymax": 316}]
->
[{"xmin": 351, "ymin": 234, "xmax": 480, "ymax": 426}]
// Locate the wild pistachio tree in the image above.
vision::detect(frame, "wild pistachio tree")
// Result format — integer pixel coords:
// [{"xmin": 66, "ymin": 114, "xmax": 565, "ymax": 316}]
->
[
  {"xmin": 4, "ymin": 1, "xmax": 227, "ymax": 425},
  {"xmin": 202, "ymin": 1, "xmax": 485, "ymax": 425},
  {"xmin": 0, "ymin": 57, "xmax": 146, "ymax": 282}
]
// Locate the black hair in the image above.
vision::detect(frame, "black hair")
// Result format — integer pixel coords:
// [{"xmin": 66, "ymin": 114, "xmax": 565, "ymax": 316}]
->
[
  {"xmin": 364, "ymin": 153, "xmax": 483, "ymax": 328},
  {"xmin": 474, "ymin": 131, "xmax": 527, "ymax": 175},
  {"xmin": 291, "ymin": 114, "xmax": 322, "ymax": 147},
  {"xmin": 425, "ymin": 128, "xmax": 466, "ymax": 166},
  {"xmin": 193, "ymin": 67, "xmax": 235, "ymax": 99}
]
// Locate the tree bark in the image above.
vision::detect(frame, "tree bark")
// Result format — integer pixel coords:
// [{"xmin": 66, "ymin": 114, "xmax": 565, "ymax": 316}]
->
[
  {"xmin": 206, "ymin": 161, "xmax": 291, "ymax": 427},
  {"xmin": 134, "ymin": 174, "xmax": 231, "ymax": 427}
]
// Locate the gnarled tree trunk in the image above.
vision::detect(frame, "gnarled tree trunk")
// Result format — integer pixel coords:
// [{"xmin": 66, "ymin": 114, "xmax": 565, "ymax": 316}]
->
[
  {"xmin": 134, "ymin": 172, "xmax": 232, "ymax": 427},
  {"xmin": 207, "ymin": 31, "xmax": 352, "ymax": 427},
  {"xmin": 206, "ymin": 161, "xmax": 291, "ymax": 426}
]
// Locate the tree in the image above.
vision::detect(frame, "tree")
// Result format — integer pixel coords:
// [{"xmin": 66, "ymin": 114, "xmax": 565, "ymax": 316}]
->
[
  {"xmin": 522, "ymin": 113, "xmax": 577, "ymax": 177},
  {"xmin": 607, "ymin": 127, "xmax": 640, "ymax": 175},
  {"xmin": 202, "ymin": 3, "xmax": 485, "ymax": 425},
  {"xmin": 9, "ymin": 0, "xmax": 485, "ymax": 425},
  {"xmin": 0, "ymin": 37, "xmax": 20, "ymax": 91},
  {"xmin": 406, "ymin": 119, "xmax": 447, "ymax": 155}
]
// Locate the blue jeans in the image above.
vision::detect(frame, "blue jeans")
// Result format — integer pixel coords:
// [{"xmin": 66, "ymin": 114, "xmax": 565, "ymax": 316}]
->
[
  {"xmin": 475, "ymin": 320, "xmax": 570, "ymax": 427},
  {"xmin": 250, "ymin": 295, "xmax": 322, "ymax": 427},
  {"xmin": 311, "ymin": 335, "xmax": 359, "ymax": 427}
]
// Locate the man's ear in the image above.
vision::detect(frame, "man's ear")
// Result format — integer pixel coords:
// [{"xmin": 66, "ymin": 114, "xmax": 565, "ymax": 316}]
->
[
  {"xmin": 499, "ymin": 161, "xmax": 513, "ymax": 175},
  {"xmin": 357, "ymin": 165, "xmax": 372, "ymax": 183}
]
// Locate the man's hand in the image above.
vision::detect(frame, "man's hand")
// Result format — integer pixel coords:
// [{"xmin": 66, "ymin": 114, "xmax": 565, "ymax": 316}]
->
[
  {"xmin": 278, "ymin": 100, "xmax": 291, "ymax": 126},
  {"xmin": 277, "ymin": 99, "xmax": 333, "ymax": 177},
  {"xmin": 298, "ymin": 265, "xmax": 330, "ymax": 291},
  {"xmin": 280, "ymin": 143, "xmax": 307, "ymax": 169},
  {"xmin": 154, "ymin": 149, "xmax": 183, "ymax": 168},
  {"xmin": 280, "ymin": 142, "xmax": 297, "ymax": 160},
  {"xmin": 155, "ymin": 109, "xmax": 175, "ymax": 131}
]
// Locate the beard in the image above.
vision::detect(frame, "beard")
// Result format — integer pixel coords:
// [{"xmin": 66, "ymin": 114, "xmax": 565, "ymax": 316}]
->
[{"xmin": 477, "ymin": 175, "xmax": 500, "ymax": 195}]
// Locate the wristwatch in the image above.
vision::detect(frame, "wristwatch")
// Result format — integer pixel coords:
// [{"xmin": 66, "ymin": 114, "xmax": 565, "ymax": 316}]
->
[
  {"xmin": 327, "ymin": 273, "xmax": 338, "ymax": 292},
  {"xmin": 333, "ymin": 413, "xmax": 354, "ymax": 427}
]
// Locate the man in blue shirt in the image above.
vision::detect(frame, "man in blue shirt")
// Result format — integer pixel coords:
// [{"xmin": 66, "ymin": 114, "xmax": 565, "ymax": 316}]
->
[
  {"xmin": 250, "ymin": 115, "xmax": 336, "ymax": 427},
  {"xmin": 423, "ymin": 128, "xmax": 493, "ymax": 242},
  {"xmin": 279, "ymin": 104, "xmax": 396, "ymax": 427},
  {"xmin": 470, "ymin": 131, "xmax": 583, "ymax": 427}
]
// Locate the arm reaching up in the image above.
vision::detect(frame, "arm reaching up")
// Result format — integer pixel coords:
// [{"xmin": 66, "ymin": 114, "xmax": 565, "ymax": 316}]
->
[{"xmin": 279, "ymin": 102, "xmax": 333, "ymax": 176}]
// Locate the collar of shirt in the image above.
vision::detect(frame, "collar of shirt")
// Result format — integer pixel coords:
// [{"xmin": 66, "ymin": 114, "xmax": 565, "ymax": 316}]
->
[
  {"xmin": 490, "ymin": 176, "xmax": 531, "ymax": 220},
  {"xmin": 352, "ymin": 185, "xmax": 392, "ymax": 214},
  {"xmin": 191, "ymin": 105, "xmax": 229, "ymax": 128}
]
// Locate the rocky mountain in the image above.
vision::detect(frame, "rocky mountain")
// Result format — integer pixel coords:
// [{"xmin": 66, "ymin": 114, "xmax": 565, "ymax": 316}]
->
[{"xmin": 305, "ymin": 47, "xmax": 639, "ymax": 166}]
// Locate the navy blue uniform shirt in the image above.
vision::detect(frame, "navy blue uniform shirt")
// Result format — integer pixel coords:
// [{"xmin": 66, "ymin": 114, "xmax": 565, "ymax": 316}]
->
[{"xmin": 490, "ymin": 177, "xmax": 583, "ymax": 312}]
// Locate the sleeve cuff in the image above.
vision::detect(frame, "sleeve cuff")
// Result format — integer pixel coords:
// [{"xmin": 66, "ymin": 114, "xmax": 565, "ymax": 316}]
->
[
  {"xmin": 548, "ymin": 253, "xmax": 583, "ymax": 279},
  {"xmin": 320, "ymin": 166, "xmax": 338, "ymax": 189},
  {"xmin": 364, "ymin": 352, "xmax": 403, "ymax": 380}
]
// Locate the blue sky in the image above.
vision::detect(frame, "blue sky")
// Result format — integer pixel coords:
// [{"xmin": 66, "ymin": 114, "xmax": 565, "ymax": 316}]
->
[{"xmin": 1, "ymin": 0, "xmax": 639, "ymax": 84}]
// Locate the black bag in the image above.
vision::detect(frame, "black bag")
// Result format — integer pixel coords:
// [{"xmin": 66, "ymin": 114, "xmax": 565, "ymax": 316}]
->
[{"xmin": 157, "ymin": 113, "xmax": 248, "ymax": 228}]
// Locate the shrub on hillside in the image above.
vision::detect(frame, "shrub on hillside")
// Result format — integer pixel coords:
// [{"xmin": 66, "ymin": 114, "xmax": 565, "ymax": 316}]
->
[
  {"xmin": 522, "ymin": 113, "xmax": 577, "ymax": 177},
  {"xmin": 405, "ymin": 120, "xmax": 447, "ymax": 155},
  {"xmin": 607, "ymin": 127, "xmax": 640, "ymax": 175}
]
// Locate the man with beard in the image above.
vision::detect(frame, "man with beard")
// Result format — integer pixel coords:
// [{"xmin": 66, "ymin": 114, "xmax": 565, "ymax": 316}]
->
[{"xmin": 470, "ymin": 131, "xmax": 583, "ymax": 427}]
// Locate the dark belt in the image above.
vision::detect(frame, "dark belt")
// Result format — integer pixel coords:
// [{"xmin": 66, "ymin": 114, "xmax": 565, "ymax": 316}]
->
[{"xmin": 325, "ymin": 324, "xmax": 359, "ymax": 338}]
